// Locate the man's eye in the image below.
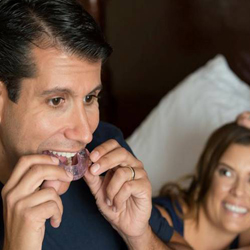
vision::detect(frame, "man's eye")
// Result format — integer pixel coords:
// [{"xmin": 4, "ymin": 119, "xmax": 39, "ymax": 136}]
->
[
  {"xmin": 48, "ymin": 97, "xmax": 65, "ymax": 107},
  {"xmin": 218, "ymin": 168, "xmax": 232, "ymax": 177},
  {"xmin": 84, "ymin": 95, "xmax": 99, "ymax": 105}
]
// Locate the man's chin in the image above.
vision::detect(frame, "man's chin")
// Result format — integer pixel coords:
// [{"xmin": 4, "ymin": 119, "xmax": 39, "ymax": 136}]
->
[{"xmin": 41, "ymin": 180, "xmax": 71, "ymax": 195}]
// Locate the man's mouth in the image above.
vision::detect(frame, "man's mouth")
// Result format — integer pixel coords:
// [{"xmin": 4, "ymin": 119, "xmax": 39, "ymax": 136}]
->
[
  {"xmin": 48, "ymin": 151, "xmax": 78, "ymax": 166},
  {"xmin": 43, "ymin": 149, "xmax": 91, "ymax": 181}
]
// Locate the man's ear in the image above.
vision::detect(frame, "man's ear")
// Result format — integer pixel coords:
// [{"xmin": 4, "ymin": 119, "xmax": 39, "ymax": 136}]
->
[{"xmin": 0, "ymin": 81, "xmax": 8, "ymax": 124}]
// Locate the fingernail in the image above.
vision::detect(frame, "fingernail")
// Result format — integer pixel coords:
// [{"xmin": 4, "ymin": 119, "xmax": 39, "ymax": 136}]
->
[
  {"xmin": 51, "ymin": 156, "xmax": 59, "ymax": 164},
  {"xmin": 106, "ymin": 198, "xmax": 112, "ymax": 206},
  {"xmin": 55, "ymin": 219, "xmax": 61, "ymax": 228},
  {"xmin": 91, "ymin": 163, "xmax": 100, "ymax": 174},
  {"xmin": 91, "ymin": 151, "xmax": 100, "ymax": 162},
  {"xmin": 112, "ymin": 206, "xmax": 117, "ymax": 213},
  {"xmin": 66, "ymin": 171, "xmax": 74, "ymax": 179}
]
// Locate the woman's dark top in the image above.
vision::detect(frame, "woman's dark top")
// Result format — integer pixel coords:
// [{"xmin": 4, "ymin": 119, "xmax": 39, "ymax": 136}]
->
[{"xmin": 153, "ymin": 196, "xmax": 239, "ymax": 249}]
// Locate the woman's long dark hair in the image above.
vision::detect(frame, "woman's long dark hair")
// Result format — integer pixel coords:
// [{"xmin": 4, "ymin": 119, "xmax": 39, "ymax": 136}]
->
[{"xmin": 160, "ymin": 122, "xmax": 250, "ymax": 220}]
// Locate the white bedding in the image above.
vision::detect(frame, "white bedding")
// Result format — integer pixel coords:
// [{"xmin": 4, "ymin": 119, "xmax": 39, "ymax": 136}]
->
[{"xmin": 127, "ymin": 55, "xmax": 250, "ymax": 196}]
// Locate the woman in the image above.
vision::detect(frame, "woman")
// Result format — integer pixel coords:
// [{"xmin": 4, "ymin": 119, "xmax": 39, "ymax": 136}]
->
[{"xmin": 154, "ymin": 121, "xmax": 250, "ymax": 250}]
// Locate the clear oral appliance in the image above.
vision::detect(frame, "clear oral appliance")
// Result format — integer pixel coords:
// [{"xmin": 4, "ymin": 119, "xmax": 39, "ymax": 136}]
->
[{"xmin": 43, "ymin": 148, "xmax": 90, "ymax": 180}]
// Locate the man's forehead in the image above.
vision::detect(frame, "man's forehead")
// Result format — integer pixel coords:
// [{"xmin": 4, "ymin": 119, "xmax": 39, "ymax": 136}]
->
[
  {"xmin": 33, "ymin": 46, "xmax": 101, "ymax": 75},
  {"xmin": 31, "ymin": 46, "xmax": 102, "ymax": 74},
  {"xmin": 18, "ymin": 47, "xmax": 102, "ymax": 97}
]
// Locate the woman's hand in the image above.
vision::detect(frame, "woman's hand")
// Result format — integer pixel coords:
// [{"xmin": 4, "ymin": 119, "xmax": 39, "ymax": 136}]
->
[{"xmin": 237, "ymin": 111, "xmax": 250, "ymax": 129}]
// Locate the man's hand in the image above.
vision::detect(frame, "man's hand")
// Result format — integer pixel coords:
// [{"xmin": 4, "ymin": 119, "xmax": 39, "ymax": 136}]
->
[
  {"xmin": 84, "ymin": 139, "xmax": 152, "ymax": 245},
  {"xmin": 1, "ymin": 155, "xmax": 73, "ymax": 250},
  {"xmin": 237, "ymin": 111, "xmax": 250, "ymax": 129}
]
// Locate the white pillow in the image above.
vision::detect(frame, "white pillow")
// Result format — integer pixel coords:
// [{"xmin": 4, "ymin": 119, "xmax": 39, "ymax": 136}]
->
[{"xmin": 127, "ymin": 55, "xmax": 250, "ymax": 196}]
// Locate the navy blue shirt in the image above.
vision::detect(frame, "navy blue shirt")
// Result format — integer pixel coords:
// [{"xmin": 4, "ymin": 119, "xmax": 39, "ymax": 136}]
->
[{"xmin": 0, "ymin": 122, "xmax": 173, "ymax": 249}]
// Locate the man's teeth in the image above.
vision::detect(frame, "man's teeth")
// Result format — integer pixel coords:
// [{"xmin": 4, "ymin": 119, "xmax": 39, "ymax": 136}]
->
[
  {"xmin": 224, "ymin": 203, "xmax": 248, "ymax": 214},
  {"xmin": 51, "ymin": 151, "xmax": 77, "ymax": 158}
]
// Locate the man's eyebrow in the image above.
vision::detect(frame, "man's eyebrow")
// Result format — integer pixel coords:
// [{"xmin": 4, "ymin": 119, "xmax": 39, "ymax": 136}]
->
[
  {"xmin": 40, "ymin": 87, "xmax": 75, "ymax": 96},
  {"xmin": 40, "ymin": 84, "xmax": 103, "ymax": 96},
  {"xmin": 89, "ymin": 84, "xmax": 103, "ymax": 94}
]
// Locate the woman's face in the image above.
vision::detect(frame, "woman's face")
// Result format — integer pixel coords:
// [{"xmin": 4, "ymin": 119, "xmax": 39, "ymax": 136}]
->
[{"xmin": 203, "ymin": 143, "xmax": 250, "ymax": 234}]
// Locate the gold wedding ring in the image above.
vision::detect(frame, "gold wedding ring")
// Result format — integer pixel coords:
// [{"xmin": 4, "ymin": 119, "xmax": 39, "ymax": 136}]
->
[{"xmin": 128, "ymin": 166, "xmax": 135, "ymax": 181}]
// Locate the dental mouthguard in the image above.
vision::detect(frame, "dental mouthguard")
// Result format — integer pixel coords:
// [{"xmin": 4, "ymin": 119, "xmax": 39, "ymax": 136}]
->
[{"xmin": 43, "ymin": 148, "xmax": 91, "ymax": 181}]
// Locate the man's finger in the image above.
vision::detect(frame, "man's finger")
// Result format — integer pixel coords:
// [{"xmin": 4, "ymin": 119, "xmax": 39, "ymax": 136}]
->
[
  {"xmin": 90, "ymin": 147, "xmax": 143, "ymax": 175},
  {"xmin": 30, "ymin": 200, "xmax": 63, "ymax": 229},
  {"xmin": 89, "ymin": 139, "xmax": 120, "ymax": 162},
  {"xmin": 83, "ymin": 167, "xmax": 104, "ymax": 196},
  {"xmin": 15, "ymin": 188, "xmax": 63, "ymax": 217},
  {"xmin": 106, "ymin": 167, "xmax": 145, "ymax": 206},
  {"xmin": 10, "ymin": 164, "xmax": 73, "ymax": 198},
  {"xmin": 4, "ymin": 155, "xmax": 59, "ymax": 193},
  {"xmin": 112, "ymin": 179, "xmax": 152, "ymax": 213}
]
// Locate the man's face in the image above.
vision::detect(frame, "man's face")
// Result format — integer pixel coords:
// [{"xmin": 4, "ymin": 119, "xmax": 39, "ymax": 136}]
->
[{"xmin": 0, "ymin": 47, "xmax": 102, "ymax": 174}]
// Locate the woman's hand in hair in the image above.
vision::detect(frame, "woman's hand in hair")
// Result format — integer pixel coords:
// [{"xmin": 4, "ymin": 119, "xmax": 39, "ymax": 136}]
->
[{"xmin": 237, "ymin": 111, "xmax": 250, "ymax": 129}]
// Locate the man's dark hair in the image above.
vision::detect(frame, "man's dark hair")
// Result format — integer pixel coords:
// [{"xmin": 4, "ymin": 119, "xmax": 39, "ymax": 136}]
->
[{"xmin": 0, "ymin": 0, "xmax": 112, "ymax": 102}]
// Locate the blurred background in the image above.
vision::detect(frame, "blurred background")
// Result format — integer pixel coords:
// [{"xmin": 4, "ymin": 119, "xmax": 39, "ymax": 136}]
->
[{"xmin": 81, "ymin": 0, "xmax": 250, "ymax": 138}]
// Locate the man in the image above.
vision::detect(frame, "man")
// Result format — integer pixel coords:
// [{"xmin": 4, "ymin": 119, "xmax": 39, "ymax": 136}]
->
[{"xmin": 0, "ymin": 0, "xmax": 191, "ymax": 249}]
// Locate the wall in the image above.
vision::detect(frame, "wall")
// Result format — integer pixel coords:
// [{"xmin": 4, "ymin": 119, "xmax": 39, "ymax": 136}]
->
[{"xmin": 102, "ymin": 0, "xmax": 250, "ymax": 137}]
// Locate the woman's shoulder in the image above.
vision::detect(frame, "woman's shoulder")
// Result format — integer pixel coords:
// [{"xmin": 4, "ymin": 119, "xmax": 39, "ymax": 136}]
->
[
  {"xmin": 153, "ymin": 196, "xmax": 183, "ymax": 215},
  {"xmin": 153, "ymin": 196, "xmax": 184, "ymax": 236}
]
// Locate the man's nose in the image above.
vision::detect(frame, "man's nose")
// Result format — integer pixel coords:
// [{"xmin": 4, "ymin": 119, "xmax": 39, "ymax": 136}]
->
[{"xmin": 64, "ymin": 107, "xmax": 93, "ymax": 144}]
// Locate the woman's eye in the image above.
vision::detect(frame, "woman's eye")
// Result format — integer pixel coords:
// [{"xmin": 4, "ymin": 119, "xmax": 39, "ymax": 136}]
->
[
  {"xmin": 218, "ymin": 168, "xmax": 232, "ymax": 177},
  {"xmin": 48, "ymin": 97, "xmax": 65, "ymax": 107},
  {"xmin": 84, "ymin": 95, "xmax": 98, "ymax": 105}
]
